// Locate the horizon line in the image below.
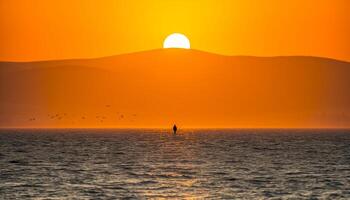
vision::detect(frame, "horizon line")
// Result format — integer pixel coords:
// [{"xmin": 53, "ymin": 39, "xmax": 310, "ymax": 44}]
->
[
  {"xmin": 1, "ymin": 48, "xmax": 349, "ymax": 64},
  {"xmin": 1, "ymin": 127, "xmax": 350, "ymax": 130}
]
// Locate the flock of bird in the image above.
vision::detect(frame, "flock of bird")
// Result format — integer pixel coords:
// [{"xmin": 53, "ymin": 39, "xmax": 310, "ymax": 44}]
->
[{"xmin": 28, "ymin": 105, "xmax": 137, "ymax": 123}]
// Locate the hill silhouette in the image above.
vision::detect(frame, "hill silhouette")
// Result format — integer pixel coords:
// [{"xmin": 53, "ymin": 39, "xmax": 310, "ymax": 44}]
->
[{"xmin": 1, "ymin": 49, "xmax": 350, "ymax": 128}]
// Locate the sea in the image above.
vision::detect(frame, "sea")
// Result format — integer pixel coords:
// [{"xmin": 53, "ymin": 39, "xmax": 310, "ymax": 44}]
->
[{"xmin": 0, "ymin": 129, "xmax": 349, "ymax": 199}]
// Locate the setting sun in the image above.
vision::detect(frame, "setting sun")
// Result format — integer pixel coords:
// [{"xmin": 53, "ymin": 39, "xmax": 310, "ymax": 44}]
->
[{"xmin": 163, "ymin": 33, "xmax": 190, "ymax": 49}]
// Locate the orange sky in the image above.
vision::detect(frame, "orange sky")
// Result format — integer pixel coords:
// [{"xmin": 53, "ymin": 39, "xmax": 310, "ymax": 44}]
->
[
  {"xmin": 1, "ymin": 0, "xmax": 350, "ymax": 129},
  {"xmin": 1, "ymin": 0, "xmax": 350, "ymax": 61}
]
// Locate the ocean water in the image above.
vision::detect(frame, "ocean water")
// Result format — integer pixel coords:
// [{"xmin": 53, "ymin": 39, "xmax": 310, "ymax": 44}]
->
[{"xmin": 0, "ymin": 129, "xmax": 349, "ymax": 199}]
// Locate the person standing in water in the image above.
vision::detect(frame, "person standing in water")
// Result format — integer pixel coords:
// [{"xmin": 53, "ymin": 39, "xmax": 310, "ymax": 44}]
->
[{"xmin": 173, "ymin": 124, "xmax": 177, "ymax": 134}]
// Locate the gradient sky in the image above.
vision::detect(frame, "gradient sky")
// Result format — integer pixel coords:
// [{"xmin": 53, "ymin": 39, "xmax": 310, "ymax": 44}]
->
[{"xmin": 1, "ymin": 0, "xmax": 349, "ymax": 61}]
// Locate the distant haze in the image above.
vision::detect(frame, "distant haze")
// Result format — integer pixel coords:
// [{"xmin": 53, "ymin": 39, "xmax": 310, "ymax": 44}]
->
[{"xmin": 1, "ymin": 49, "xmax": 349, "ymax": 128}]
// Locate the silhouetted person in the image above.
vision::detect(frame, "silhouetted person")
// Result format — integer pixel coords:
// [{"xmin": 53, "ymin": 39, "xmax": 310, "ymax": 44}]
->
[{"xmin": 173, "ymin": 124, "xmax": 177, "ymax": 134}]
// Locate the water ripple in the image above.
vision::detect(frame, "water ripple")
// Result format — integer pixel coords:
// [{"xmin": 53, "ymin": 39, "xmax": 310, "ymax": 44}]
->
[{"xmin": 0, "ymin": 129, "xmax": 349, "ymax": 199}]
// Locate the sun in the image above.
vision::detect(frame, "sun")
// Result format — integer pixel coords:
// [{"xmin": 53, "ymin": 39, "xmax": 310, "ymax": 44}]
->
[{"xmin": 163, "ymin": 33, "xmax": 190, "ymax": 49}]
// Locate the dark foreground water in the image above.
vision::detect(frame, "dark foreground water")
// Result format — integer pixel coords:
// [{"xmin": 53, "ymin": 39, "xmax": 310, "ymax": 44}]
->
[{"xmin": 0, "ymin": 129, "xmax": 349, "ymax": 199}]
